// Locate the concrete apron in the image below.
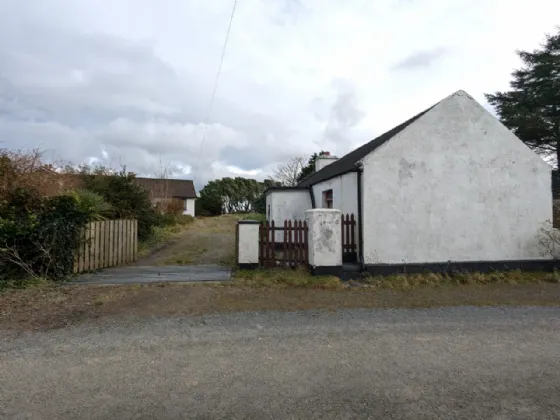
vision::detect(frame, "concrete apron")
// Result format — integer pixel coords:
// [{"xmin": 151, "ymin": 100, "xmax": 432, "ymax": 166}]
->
[{"xmin": 70, "ymin": 265, "xmax": 232, "ymax": 285}]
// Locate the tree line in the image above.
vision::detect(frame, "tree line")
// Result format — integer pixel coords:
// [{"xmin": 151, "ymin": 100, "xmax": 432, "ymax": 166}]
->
[{"xmin": 196, "ymin": 152, "xmax": 328, "ymax": 216}]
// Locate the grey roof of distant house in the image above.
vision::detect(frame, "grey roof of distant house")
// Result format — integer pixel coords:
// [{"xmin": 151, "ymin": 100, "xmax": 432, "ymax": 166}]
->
[
  {"xmin": 133, "ymin": 177, "xmax": 197, "ymax": 198},
  {"xmin": 297, "ymin": 103, "xmax": 438, "ymax": 187}
]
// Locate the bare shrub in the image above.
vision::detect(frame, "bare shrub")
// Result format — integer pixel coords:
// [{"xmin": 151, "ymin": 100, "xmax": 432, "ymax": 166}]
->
[
  {"xmin": 0, "ymin": 148, "xmax": 82, "ymax": 198},
  {"xmin": 538, "ymin": 223, "xmax": 560, "ymax": 259}
]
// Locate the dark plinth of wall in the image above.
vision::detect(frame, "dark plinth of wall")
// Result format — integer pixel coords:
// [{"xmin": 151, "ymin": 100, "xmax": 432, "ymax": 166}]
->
[{"xmin": 364, "ymin": 259, "xmax": 560, "ymax": 276}]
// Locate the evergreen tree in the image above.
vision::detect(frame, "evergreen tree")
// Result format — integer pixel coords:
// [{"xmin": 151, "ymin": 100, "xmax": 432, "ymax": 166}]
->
[
  {"xmin": 485, "ymin": 28, "xmax": 560, "ymax": 164},
  {"xmin": 296, "ymin": 151, "xmax": 328, "ymax": 184}
]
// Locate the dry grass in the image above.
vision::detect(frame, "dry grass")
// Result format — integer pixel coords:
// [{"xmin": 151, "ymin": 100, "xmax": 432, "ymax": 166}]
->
[
  {"xmin": 362, "ymin": 270, "xmax": 560, "ymax": 290},
  {"xmin": 232, "ymin": 268, "xmax": 560, "ymax": 290},
  {"xmin": 238, "ymin": 213, "xmax": 266, "ymax": 222},
  {"xmin": 192, "ymin": 215, "xmax": 241, "ymax": 233},
  {"xmin": 135, "ymin": 215, "xmax": 238, "ymax": 266},
  {"xmin": 2, "ymin": 280, "xmax": 560, "ymax": 334},
  {"xmin": 161, "ymin": 246, "xmax": 207, "ymax": 265},
  {"xmin": 137, "ymin": 224, "xmax": 186, "ymax": 257},
  {"xmin": 234, "ymin": 268, "xmax": 342, "ymax": 289}
]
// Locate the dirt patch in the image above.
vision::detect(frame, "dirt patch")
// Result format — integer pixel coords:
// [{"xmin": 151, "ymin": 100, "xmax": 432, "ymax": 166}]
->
[
  {"xmin": 2, "ymin": 282, "xmax": 560, "ymax": 333},
  {"xmin": 135, "ymin": 215, "xmax": 238, "ymax": 266}
]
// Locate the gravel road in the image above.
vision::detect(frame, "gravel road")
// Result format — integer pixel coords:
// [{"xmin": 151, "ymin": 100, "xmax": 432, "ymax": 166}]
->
[{"xmin": 1, "ymin": 306, "xmax": 560, "ymax": 419}]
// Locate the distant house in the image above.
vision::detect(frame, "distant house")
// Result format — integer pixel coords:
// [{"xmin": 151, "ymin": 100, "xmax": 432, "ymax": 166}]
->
[
  {"xmin": 133, "ymin": 177, "xmax": 197, "ymax": 217},
  {"xmin": 266, "ymin": 90, "xmax": 554, "ymax": 272}
]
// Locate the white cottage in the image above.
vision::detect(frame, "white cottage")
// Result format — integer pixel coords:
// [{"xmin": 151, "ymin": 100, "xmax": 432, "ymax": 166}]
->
[{"xmin": 265, "ymin": 90, "xmax": 555, "ymax": 274}]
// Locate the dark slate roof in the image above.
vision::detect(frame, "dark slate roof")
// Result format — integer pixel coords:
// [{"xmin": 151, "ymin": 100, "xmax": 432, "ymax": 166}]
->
[
  {"xmin": 298, "ymin": 103, "xmax": 439, "ymax": 187},
  {"xmin": 133, "ymin": 177, "xmax": 197, "ymax": 198},
  {"xmin": 265, "ymin": 186, "xmax": 308, "ymax": 193}
]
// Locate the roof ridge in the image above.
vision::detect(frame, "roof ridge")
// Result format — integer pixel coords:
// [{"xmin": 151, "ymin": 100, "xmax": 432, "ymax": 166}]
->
[{"xmin": 298, "ymin": 97, "xmax": 442, "ymax": 187}]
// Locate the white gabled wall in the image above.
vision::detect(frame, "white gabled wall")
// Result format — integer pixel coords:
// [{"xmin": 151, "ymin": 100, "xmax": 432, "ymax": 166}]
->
[
  {"xmin": 311, "ymin": 172, "xmax": 358, "ymax": 216},
  {"xmin": 312, "ymin": 172, "xmax": 360, "ymax": 257},
  {"xmin": 362, "ymin": 90, "xmax": 552, "ymax": 264},
  {"xmin": 266, "ymin": 190, "xmax": 312, "ymax": 241},
  {"xmin": 183, "ymin": 198, "xmax": 196, "ymax": 217}
]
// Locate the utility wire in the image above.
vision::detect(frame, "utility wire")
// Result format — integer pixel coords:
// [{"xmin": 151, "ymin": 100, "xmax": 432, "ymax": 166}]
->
[{"xmin": 193, "ymin": 0, "xmax": 238, "ymax": 183}]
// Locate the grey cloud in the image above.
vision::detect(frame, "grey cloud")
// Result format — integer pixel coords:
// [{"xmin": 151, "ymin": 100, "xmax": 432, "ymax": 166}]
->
[
  {"xmin": 392, "ymin": 47, "xmax": 448, "ymax": 71},
  {"xmin": 0, "ymin": 8, "xmax": 304, "ymax": 188},
  {"xmin": 322, "ymin": 81, "xmax": 365, "ymax": 146}
]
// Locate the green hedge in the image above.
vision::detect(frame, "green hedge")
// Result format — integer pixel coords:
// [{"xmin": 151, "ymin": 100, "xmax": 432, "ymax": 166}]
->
[{"xmin": 0, "ymin": 188, "xmax": 89, "ymax": 281}]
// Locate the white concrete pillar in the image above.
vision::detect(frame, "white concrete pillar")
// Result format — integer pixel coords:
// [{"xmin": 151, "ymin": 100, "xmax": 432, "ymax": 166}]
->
[
  {"xmin": 237, "ymin": 220, "xmax": 260, "ymax": 268},
  {"xmin": 305, "ymin": 209, "xmax": 342, "ymax": 276}
]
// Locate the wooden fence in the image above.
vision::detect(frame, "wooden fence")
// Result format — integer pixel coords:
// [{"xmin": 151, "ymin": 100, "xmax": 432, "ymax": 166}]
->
[
  {"xmin": 73, "ymin": 219, "xmax": 138, "ymax": 273},
  {"xmin": 259, "ymin": 220, "xmax": 308, "ymax": 268},
  {"xmin": 342, "ymin": 213, "xmax": 357, "ymax": 262}
]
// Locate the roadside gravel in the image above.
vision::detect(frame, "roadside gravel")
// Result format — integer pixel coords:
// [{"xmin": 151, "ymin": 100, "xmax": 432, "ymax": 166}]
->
[{"xmin": 2, "ymin": 306, "xmax": 560, "ymax": 419}]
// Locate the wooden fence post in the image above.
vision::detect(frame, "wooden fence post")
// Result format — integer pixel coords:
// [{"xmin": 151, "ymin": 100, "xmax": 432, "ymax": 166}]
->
[{"xmin": 124, "ymin": 220, "xmax": 129, "ymax": 264}]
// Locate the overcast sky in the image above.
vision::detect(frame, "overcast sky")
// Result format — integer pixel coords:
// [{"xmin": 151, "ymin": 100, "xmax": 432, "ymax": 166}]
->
[{"xmin": 0, "ymin": 0, "xmax": 559, "ymax": 188}]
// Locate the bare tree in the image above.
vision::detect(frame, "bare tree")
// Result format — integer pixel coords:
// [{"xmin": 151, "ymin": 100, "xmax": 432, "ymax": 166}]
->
[
  {"xmin": 152, "ymin": 157, "xmax": 171, "ymax": 201},
  {"xmin": 272, "ymin": 156, "xmax": 307, "ymax": 187}
]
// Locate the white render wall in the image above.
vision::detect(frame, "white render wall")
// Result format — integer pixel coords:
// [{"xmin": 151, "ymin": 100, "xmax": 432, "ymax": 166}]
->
[
  {"xmin": 237, "ymin": 222, "xmax": 260, "ymax": 265},
  {"xmin": 312, "ymin": 172, "xmax": 360, "ymax": 255},
  {"xmin": 361, "ymin": 90, "xmax": 552, "ymax": 265},
  {"xmin": 266, "ymin": 190, "xmax": 312, "ymax": 241},
  {"xmin": 306, "ymin": 209, "xmax": 342, "ymax": 267},
  {"xmin": 182, "ymin": 198, "xmax": 196, "ymax": 217},
  {"xmin": 311, "ymin": 172, "xmax": 359, "ymax": 216}
]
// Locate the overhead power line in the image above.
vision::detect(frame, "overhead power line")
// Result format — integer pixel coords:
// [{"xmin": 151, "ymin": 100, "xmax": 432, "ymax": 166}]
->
[{"xmin": 193, "ymin": 0, "xmax": 238, "ymax": 183}]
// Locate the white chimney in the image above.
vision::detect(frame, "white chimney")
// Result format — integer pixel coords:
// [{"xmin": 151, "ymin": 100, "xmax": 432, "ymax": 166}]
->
[{"xmin": 314, "ymin": 151, "xmax": 338, "ymax": 172}]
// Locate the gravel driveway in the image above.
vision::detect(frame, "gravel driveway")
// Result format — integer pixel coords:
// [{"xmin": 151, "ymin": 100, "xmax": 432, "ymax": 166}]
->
[{"xmin": 2, "ymin": 306, "xmax": 560, "ymax": 419}]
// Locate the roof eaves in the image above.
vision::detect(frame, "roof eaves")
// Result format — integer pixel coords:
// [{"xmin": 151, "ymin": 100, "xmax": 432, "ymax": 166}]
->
[
  {"xmin": 264, "ymin": 186, "xmax": 309, "ymax": 195},
  {"xmin": 299, "ymin": 167, "xmax": 360, "ymax": 188}
]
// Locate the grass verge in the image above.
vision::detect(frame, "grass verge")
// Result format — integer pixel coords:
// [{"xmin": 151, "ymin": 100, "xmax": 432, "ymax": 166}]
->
[
  {"xmin": 2, "ymin": 281, "xmax": 560, "ymax": 333},
  {"xmin": 0, "ymin": 277, "xmax": 50, "ymax": 293},
  {"xmin": 233, "ymin": 268, "xmax": 560, "ymax": 290},
  {"xmin": 234, "ymin": 268, "xmax": 342, "ymax": 289},
  {"xmin": 237, "ymin": 213, "xmax": 266, "ymax": 222},
  {"xmin": 362, "ymin": 270, "xmax": 560, "ymax": 290}
]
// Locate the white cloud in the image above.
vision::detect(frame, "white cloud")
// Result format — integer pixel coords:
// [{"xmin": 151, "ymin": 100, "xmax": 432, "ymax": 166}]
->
[{"xmin": 0, "ymin": 0, "xmax": 559, "ymax": 187}]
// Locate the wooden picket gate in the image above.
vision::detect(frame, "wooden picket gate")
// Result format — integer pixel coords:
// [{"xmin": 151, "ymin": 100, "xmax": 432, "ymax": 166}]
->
[
  {"xmin": 259, "ymin": 220, "xmax": 308, "ymax": 268},
  {"xmin": 73, "ymin": 219, "xmax": 138, "ymax": 273},
  {"xmin": 341, "ymin": 213, "xmax": 357, "ymax": 262}
]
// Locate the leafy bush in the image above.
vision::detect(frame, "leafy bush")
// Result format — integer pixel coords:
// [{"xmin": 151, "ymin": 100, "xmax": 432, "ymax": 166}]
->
[
  {"xmin": 159, "ymin": 213, "xmax": 178, "ymax": 227},
  {"xmin": 195, "ymin": 193, "xmax": 222, "ymax": 216},
  {"xmin": 0, "ymin": 188, "xmax": 89, "ymax": 281},
  {"xmin": 70, "ymin": 189, "xmax": 113, "ymax": 221},
  {"xmin": 197, "ymin": 177, "xmax": 279, "ymax": 215},
  {"xmin": 176, "ymin": 214, "xmax": 195, "ymax": 225},
  {"xmin": 79, "ymin": 169, "xmax": 161, "ymax": 241}
]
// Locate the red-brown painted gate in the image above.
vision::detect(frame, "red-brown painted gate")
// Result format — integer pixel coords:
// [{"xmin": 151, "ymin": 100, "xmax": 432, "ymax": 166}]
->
[
  {"xmin": 259, "ymin": 220, "xmax": 308, "ymax": 268},
  {"xmin": 341, "ymin": 213, "xmax": 357, "ymax": 263}
]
